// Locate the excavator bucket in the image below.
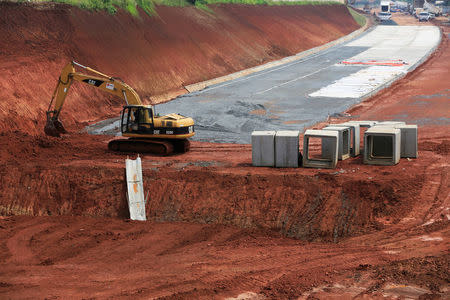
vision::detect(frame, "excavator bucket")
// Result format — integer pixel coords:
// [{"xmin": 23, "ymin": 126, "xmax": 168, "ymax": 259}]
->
[{"xmin": 44, "ymin": 119, "xmax": 66, "ymax": 137}]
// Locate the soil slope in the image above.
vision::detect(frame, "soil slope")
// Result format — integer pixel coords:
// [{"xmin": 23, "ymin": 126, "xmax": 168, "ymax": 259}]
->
[{"xmin": 0, "ymin": 2, "xmax": 358, "ymax": 134}]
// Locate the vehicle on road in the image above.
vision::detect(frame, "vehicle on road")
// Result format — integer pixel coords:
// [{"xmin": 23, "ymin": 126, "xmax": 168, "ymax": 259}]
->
[
  {"xmin": 380, "ymin": 1, "xmax": 390, "ymax": 13},
  {"xmin": 418, "ymin": 11, "xmax": 431, "ymax": 21},
  {"xmin": 378, "ymin": 11, "xmax": 392, "ymax": 21},
  {"xmin": 363, "ymin": 4, "xmax": 371, "ymax": 13},
  {"xmin": 45, "ymin": 61, "xmax": 195, "ymax": 155},
  {"xmin": 413, "ymin": 8, "xmax": 423, "ymax": 18}
]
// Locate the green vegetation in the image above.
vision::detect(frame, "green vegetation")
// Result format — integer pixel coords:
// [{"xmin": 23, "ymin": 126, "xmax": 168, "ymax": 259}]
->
[
  {"xmin": 348, "ymin": 6, "xmax": 366, "ymax": 27},
  {"xmin": 196, "ymin": 0, "xmax": 340, "ymax": 5},
  {"xmin": 36, "ymin": 0, "xmax": 342, "ymax": 16},
  {"xmin": 48, "ymin": 0, "xmax": 159, "ymax": 15}
]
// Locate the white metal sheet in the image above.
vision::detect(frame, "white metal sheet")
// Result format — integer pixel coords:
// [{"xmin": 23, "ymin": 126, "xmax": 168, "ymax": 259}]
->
[{"xmin": 125, "ymin": 157, "xmax": 146, "ymax": 221}]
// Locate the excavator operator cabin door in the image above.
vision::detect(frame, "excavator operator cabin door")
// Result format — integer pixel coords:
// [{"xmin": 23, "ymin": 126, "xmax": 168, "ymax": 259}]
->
[{"xmin": 120, "ymin": 106, "xmax": 153, "ymax": 134}]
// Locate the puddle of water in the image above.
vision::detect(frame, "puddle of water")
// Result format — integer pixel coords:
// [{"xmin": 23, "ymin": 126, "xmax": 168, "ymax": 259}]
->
[
  {"xmin": 383, "ymin": 283, "xmax": 430, "ymax": 298},
  {"xmin": 225, "ymin": 292, "xmax": 263, "ymax": 300},
  {"xmin": 413, "ymin": 89, "xmax": 450, "ymax": 99},
  {"xmin": 421, "ymin": 219, "xmax": 435, "ymax": 226}
]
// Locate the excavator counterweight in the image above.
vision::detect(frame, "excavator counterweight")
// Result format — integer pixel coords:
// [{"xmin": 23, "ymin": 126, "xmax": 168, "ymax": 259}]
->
[{"xmin": 45, "ymin": 61, "xmax": 195, "ymax": 155}]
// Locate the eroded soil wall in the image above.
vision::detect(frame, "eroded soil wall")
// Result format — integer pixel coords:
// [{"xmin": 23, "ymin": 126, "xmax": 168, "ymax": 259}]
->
[
  {"xmin": 0, "ymin": 2, "xmax": 359, "ymax": 134},
  {"xmin": 0, "ymin": 132, "xmax": 429, "ymax": 241}
]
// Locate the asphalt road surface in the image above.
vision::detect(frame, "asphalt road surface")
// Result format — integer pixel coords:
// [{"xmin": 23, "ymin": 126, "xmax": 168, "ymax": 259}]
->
[{"xmin": 88, "ymin": 25, "xmax": 440, "ymax": 144}]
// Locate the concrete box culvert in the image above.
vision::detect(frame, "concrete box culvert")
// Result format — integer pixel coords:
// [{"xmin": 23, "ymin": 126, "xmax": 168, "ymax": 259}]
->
[
  {"xmin": 323, "ymin": 126, "xmax": 351, "ymax": 160},
  {"xmin": 251, "ymin": 131, "xmax": 276, "ymax": 167},
  {"xmin": 347, "ymin": 120, "xmax": 378, "ymax": 128},
  {"xmin": 302, "ymin": 129, "xmax": 338, "ymax": 169},
  {"xmin": 364, "ymin": 127, "xmax": 401, "ymax": 166},
  {"xmin": 398, "ymin": 125, "xmax": 418, "ymax": 158},
  {"xmin": 347, "ymin": 120, "xmax": 378, "ymax": 152},
  {"xmin": 374, "ymin": 123, "xmax": 418, "ymax": 158},
  {"xmin": 330, "ymin": 122, "xmax": 360, "ymax": 157},
  {"xmin": 275, "ymin": 131, "xmax": 300, "ymax": 168}
]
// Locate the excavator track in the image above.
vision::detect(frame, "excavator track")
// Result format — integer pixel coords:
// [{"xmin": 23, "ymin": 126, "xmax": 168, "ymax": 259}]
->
[{"xmin": 108, "ymin": 138, "xmax": 190, "ymax": 155}]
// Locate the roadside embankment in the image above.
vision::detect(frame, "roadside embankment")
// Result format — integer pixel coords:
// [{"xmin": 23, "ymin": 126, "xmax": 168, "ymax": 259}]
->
[{"xmin": 0, "ymin": 2, "xmax": 359, "ymax": 134}]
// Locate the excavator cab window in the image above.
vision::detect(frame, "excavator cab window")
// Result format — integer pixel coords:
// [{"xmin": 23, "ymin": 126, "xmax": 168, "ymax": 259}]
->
[
  {"xmin": 121, "ymin": 109, "xmax": 129, "ymax": 133},
  {"xmin": 121, "ymin": 106, "xmax": 153, "ymax": 134}
]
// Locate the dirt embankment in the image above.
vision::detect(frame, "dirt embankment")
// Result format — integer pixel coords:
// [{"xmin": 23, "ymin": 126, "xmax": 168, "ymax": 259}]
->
[
  {"xmin": 0, "ymin": 137, "xmax": 427, "ymax": 241},
  {"xmin": 0, "ymin": 2, "xmax": 359, "ymax": 134}
]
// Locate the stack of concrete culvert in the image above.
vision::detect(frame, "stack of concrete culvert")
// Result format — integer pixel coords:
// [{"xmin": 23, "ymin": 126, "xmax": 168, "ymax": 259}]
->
[
  {"xmin": 252, "ymin": 131, "xmax": 301, "ymax": 168},
  {"xmin": 252, "ymin": 121, "xmax": 417, "ymax": 169}
]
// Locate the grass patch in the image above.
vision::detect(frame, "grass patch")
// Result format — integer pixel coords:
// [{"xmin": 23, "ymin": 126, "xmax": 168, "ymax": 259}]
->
[
  {"xmin": 195, "ymin": 2, "xmax": 215, "ymax": 13},
  {"xmin": 348, "ymin": 6, "xmax": 366, "ymax": 27},
  {"xmin": 48, "ymin": 0, "xmax": 168, "ymax": 16},
  {"xmin": 39, "ymin": 0, "xmax": 343, "ymax": 16}
]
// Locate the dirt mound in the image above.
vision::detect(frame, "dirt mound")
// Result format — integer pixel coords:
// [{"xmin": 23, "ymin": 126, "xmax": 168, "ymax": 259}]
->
[{"xmin": 0, "ymin": 2, "xmax": 359, "ymax": 135}]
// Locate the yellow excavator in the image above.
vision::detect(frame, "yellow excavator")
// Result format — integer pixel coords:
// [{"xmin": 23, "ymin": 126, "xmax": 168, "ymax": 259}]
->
[{"xmin": 45, "ymin": 61, "xmax": 195, "ymax": 155}]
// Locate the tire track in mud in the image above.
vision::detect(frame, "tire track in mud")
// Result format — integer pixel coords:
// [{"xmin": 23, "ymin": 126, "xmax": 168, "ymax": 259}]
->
[
  {"xmin": 6, "ymin": 220, "xmax": 53, "ymax": 265},
  {"xmin": 419, "ymin": 162, "xmax": 449, "ymax": 225},
  {"xmin": 347, "ymin": 158, "xmax": 449, "ymax": 251}
]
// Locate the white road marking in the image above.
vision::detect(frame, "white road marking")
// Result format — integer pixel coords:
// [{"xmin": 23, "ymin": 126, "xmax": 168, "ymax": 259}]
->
[{"xmin": 255, "ymin": 64, "xmax": 332, "ymax": 95}]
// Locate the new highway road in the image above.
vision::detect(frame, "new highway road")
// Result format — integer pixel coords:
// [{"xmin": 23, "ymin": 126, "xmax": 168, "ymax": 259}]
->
[{"xmin": 89, "ymin": 25, "xmax": 441, "ymax": 143}]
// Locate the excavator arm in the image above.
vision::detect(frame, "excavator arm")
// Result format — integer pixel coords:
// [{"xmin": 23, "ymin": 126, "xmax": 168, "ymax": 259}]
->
[
  {"xmin": 44, "ymin": 61, "xmax": 195, "ymax": 155},
  {"xmin": 45, "ymin": 61, "xmax": 143, "ymax": 136}
]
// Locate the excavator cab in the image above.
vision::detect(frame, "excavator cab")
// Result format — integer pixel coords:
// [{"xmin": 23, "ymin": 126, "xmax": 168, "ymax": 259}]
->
[{"xmin": 121, "ymin": 105, "xmax": 154, "ymax": 134}]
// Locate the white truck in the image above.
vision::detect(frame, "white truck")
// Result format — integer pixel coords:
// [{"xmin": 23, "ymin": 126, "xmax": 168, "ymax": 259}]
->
[
  {"xmin": 418, "ymin": 11, "xmax": 431, "ymax": 21},
  {"xmin": 381, "ymin": 1, "xmax": 391, "ymax": 13},
  {"xmin": 378, "ymin": 1, "xmax": 392, "ymax": 21}
]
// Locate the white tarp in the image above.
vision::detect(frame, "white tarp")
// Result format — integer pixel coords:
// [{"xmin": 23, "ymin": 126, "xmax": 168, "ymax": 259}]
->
[{"xmin": 125, "ymin": 157, "xmax": 146, "ymax": 221}]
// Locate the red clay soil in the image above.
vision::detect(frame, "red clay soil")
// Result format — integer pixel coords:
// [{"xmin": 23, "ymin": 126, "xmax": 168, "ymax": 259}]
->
[
  {"xmin": 0, "ymin": 1, "xmax": 358, "ymax": 135},
  {"xmin": 0, "ymin": 7, "xmax": 449, "ymax": 300}
]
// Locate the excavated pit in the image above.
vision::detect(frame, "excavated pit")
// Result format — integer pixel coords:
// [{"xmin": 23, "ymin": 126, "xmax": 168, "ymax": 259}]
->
[
  {"xmin": 0, "ymin": 131, "xmax": 433, "ymax": 242},
  {"xmin": 0, "ymin": 163, "xmax": 424, "ymax": 241}
]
